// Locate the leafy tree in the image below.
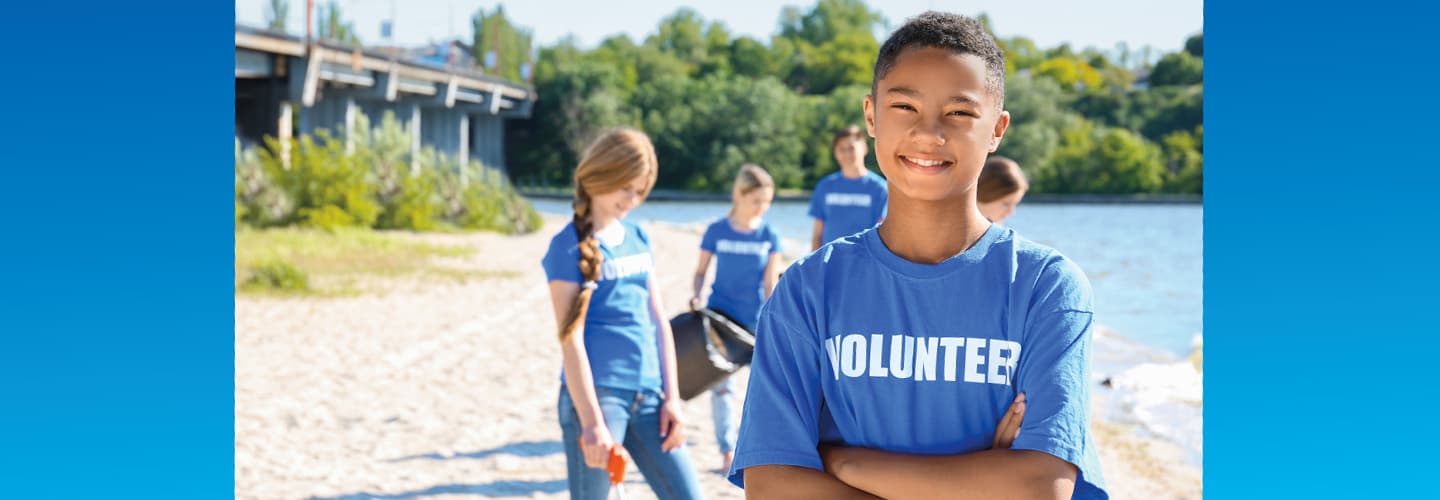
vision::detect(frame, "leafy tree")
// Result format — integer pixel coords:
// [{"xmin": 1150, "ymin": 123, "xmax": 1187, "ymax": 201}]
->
[
  {"xmin": 1034, "ymin": 57, "xmax": 1103, "ymax": 90},
  {"xmin": 998, "ymin": 72, "xmax": 1071, "ymax": 165},
  {"xmin": 778, "ymin": 0, "xmax": 883, "ymax": 47},
  {"xmin": 647, "ymin": 8, "xmax": 709, "ymax": 72},
  {"xmin": 502, "ymin": 0, "xmax": 1202, "ymax": 195},
  {"xmin": 1038, "ymin": 121, "xmax": 1166, "ymax": 193},
  {"xmin": 265, "ymin": 0, "xmax": 289, "ymax": 32},
  {"xmin": 803, "ymin": 30, "xmax": 879, "ymax": 94},
  {"xmin": 1162, "ymin": 127, "xmax": 1203, "ymax": 193},
  {"xmin": 1149, "ymin": 51, "xmax": 1203, "ymax": 86},
  {"xmin": 776, "ymin": 0, "xmax": 884, "ymax": 93},
  {"xmin": 315, "ymin": 1, "xmax": 360, "ymax": 47},
  {"xmin": 1001, "ymin": 36, "xmax": 1045, "ymax": 72},
  {"xmin": 472, "ymin": 5, "xmax": 535, "ymax": 82},
  {"xmin": 634, "ymin": 74, "xmax": 808, "ymax": 190},
  {"xmin": 1140, "ymin": 86, "xmax": 1202, "ymax": 142}
]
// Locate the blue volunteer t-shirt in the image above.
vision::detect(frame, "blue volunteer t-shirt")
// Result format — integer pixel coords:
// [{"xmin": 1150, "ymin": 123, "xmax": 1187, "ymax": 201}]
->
[
  {"xmin": 808, "ymin": 170, "xmax": 888, "ymax": 245},
  {"xmin": 728, "ymin": 225, "xmax": 1108, "ymax": 499},
  {"xmin": 541, "ymin": 221, "xmax": 662, "ymax": 393},
  {"xmin": 700, "ymin": 218, "xmax": 784, "ymax": 330}
]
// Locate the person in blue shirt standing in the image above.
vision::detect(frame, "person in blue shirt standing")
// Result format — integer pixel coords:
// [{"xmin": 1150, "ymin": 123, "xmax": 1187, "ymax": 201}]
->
[
  {"xmin": 687, "ymin": 164, "xmax": 785, "ymax": 474},
  {"xmin": 541, "ymin": 128, "xmax": 703, "ymax": 500},
  {"xmin": 809, "ymin": 125, "xmax": 889, "ymax": 251},
  {"xmin": 730, "ymin": 12, "xmax": 1108, "ymax": 499}
]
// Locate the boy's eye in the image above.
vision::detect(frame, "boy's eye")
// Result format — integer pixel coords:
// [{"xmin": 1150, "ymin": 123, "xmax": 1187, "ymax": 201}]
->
[
  {"xmin": 948, "ymin": 110, "xmax": 978, "ymax": 118},
  {"xmin": 890, "ymin": 103, "xmax": 917, "ymax": 112}
]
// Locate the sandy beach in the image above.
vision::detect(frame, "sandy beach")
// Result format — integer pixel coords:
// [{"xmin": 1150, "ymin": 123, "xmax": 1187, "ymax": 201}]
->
[{"xmin": 236, "ymin": 214, "xmax": 1202, "ymax": 499}]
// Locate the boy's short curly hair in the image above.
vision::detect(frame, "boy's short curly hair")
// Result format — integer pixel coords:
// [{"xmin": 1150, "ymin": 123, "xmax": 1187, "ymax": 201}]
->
[{"xmin": 873, "ymin": 11, "xmax": 1006, "ymax": 109}]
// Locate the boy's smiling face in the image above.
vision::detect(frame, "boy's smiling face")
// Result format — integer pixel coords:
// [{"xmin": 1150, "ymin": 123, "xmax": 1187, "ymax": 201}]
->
[{"xmin": 864, "ymin": 46, "xmax": 1009, "ymax": 203}]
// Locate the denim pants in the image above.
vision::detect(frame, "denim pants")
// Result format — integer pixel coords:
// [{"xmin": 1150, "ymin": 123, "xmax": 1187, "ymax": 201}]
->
[
  {"xmin": 709, "ymin": 376, "xmax": 738, "ymax": 454},
  {"xmin": 558, "ymin": 386, "xmax": 704, "ymax": 500},
  {"xmin": 710, "ymin": 312, "xmax": 754, "ymax": 455}
]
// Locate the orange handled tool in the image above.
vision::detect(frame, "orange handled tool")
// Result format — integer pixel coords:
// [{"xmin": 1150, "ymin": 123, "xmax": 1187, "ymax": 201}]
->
[
  {"xmin": 608, "ymin": 445, "xmax": 628, "ymax": 499},
  {"xmin": 579, "ymin": 439, "xmax": 629, "ymax": 499}
]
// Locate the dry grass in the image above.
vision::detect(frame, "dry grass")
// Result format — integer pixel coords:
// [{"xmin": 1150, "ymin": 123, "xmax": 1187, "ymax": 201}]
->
[{"xmin": 235, "ymin": 228, "xmax": 507, "ymax": 296}]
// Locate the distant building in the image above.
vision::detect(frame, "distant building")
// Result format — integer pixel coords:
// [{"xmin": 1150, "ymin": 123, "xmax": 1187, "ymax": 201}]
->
[
  {"xmin": 235, "ymin": 25, "xmax": 533, "ymax": 171},
  {"xmin": 1133, "ymin": 68, "xmax": 1152, "ymax": 90}
]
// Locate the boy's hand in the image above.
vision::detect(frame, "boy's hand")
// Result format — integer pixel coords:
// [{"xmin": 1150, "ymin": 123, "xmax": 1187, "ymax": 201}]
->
[
  {"xmin": 688, "ymin": 296, "xmax": 701, "ymax": 311},
  {"xmin": 991, "ymin": 392, "xmax": 1026, "ymax": 449}
]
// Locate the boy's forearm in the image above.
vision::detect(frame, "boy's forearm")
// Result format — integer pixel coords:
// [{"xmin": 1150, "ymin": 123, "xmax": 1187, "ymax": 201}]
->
[
  {"xmin": 744, "ymin": 465, "xmax": 880, "ymax": 500},
  {"xmin": 823, "ymin": 446, "xmax": 1077, "ymax": 500}
]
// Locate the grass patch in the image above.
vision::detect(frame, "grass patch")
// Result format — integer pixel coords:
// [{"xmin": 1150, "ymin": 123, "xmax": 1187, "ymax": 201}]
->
[
  {"xmin": 421, "ymin": 268, "xmax": 523, "ymax": 284},
  {"xmin": 240, "ymin": 258, "xmax": 309, "ymax": 292},
  {"xmin": 236, "ymin": 227, "xmax": 497, "ymax": 296}
]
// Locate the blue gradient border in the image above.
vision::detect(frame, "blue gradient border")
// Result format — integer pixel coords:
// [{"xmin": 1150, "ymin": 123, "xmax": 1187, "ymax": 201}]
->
[
  {"xmin": 0, "ymin": 1, "xmax": 234, "ymax": 497},
  {"xmin": 1207, "ymin": 0, "xmax": 1439, "ymax": 496}
]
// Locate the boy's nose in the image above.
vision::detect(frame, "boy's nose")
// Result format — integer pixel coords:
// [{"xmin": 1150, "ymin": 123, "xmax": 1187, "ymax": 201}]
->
[{"xmin": 911, "ymin": 121, "xmax": 947, "ymax": 147}]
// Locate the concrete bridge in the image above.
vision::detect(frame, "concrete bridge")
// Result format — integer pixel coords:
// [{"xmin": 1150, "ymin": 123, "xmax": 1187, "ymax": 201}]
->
[{"xmin": 235, "ymin": 25, "xmax": 534, "ymax": 170}]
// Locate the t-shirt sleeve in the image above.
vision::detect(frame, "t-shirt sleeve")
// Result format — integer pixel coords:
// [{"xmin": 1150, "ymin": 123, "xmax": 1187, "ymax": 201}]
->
[
  {"xmin": 727, "ymin": 270, "xmax": 825, "ymax": 488},
  {"xmin": 700, "ymin": 222, "xmax": 719, "ymax": 253},
  {"xmin": 768, "ymin": 227, "xmax": 783, "ymax": 255},
  {"xmin": 540, "ymin": 231, "xmax": 583, "ymax": 283},
  {"xmin": 808, "ymin": 180, "xmax": 826, "ymax": 221},
  {"xmin": 1010, "ymin": 257, "xmax": 1108, "ymax": 499},
  {"xmin": 635, "ymin": 222, "xmax": 651, "ymax": 247}
]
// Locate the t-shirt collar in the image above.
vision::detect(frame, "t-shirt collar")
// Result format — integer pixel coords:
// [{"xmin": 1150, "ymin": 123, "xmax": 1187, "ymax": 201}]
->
[{"xmin": 862, "ymin": 223, "xmax": 1003, "ymax": 280}]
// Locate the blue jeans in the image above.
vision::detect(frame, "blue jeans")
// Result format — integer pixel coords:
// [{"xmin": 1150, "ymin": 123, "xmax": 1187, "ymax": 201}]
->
[
  {"xmin": 710, "ymin": 376, "xmax": 737, "ymax": 454},
  {"xmin": 558, "ymin": 386, "xmax": 704, "ymax": 500},
  {"xmin": 709, "ymin": 312, "xmax": 753, "ymax": 455}
]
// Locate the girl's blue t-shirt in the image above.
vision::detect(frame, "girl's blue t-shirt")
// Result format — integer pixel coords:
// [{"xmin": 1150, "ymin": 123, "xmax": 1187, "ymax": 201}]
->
[
  {"xmin": 727, "ymin": 225, "xmax": 1108, "ymax": 499},
  {"xmin": 808, "ymin": 170, "xmax": 889, "ymax": 245},
  {"xmin": 700, "ymin": 218, "xmax": 784, "ymax": 330},
  {"xmin": 541, "ymin": 221, "xmax": 661, "ymax": 393}
]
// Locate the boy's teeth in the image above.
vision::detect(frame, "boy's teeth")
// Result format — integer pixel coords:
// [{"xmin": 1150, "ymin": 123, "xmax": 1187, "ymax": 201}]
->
[{"xmin": 909, "ymin": 157, "xmax": 944, "ymax": 167}]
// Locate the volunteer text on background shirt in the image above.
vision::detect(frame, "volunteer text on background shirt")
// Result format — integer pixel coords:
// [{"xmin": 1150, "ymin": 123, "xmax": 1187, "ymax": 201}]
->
[
  {"xmin": 541, "ymin": 220, "xmax": 661, "ymax": 393},
  {"xmin": 699, "ymin": 218, "xmax": 784, "ymax": 330},
  {"xmin": 808, "ymin": 170, "xmax": 889, "ymax": 246}
]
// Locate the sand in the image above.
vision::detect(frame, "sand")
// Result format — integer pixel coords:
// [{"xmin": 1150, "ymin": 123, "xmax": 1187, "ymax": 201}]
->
[{"xmin": 235, "ymin": 215, "xmax": 1201, "ymax": 499}]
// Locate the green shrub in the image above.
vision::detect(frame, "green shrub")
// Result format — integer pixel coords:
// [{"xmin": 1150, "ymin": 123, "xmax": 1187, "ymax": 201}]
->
[
  {"xmin": 276, "ymin": 131, "xmax": 381, "ymax": 229},
  {"xmin": 235, "ymin": 110, "xmax": 542, "ymax": 234},
  {"xmin": 244, "ymin": 258, "xmax": 310, "ymax": 292},
  {"xmin": 236, "ymin": 138, "xmax": 293, "ymax": 227}
]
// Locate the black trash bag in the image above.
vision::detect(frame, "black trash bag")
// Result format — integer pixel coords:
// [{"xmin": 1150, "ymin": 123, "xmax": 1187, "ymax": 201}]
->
[{"xmin": 670, "ymin": 307, "xmax": 757, "ymax": 401}]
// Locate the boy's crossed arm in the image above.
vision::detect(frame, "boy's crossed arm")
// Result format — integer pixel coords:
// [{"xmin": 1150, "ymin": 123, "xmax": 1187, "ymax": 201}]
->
[
  {"xmin": 815, "ymin": 446, "xmax": 1077, "ymax": 500},
  {"xmin": 817, "ymin": 390, "xmax": 1077, "ymax": 500},
  {"xmin": 745, "ymin": 395, "xmax": 1076, "ymax": 500},
  {"xmin": 745, "ymin": 402, "xmax": 1078, "ymax": 500},
  {"xmin": 745, "ymin": 465, "xmax": 880, "ymax": 499}
]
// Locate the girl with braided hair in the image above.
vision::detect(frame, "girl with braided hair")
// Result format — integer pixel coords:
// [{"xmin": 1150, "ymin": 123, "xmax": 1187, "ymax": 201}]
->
[{"xmin": 541, "ymin": 128, "xmax": 704, "ymax": 500}]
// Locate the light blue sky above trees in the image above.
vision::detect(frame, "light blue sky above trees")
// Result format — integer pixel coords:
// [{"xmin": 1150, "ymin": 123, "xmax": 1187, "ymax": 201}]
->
[{"xmin": 236, "ymin": 0, "xmax": 1201, "ymax": 58}]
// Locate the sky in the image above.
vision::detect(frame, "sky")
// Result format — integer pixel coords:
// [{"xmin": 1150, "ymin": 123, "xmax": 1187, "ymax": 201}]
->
[{"xmin": 236, "ymin": 0, "xmax": 1202, "ymax": 56}]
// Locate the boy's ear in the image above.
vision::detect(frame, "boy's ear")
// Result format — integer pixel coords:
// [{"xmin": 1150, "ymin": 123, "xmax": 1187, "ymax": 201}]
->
[
  {"xmin": 989, "ymin": 110, "xmax": 1011, "ymax": 153},
  {"xmin": 863, "ymin": 94, "xmax": 877, "ymax": 138}
]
